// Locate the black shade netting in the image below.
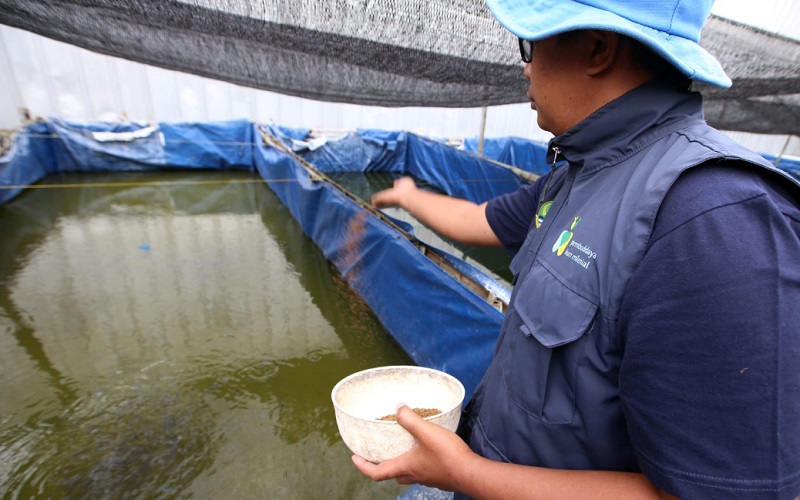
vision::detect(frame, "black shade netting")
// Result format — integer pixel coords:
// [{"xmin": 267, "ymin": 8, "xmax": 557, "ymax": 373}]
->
[{"xmin": 1, "ymin": 0, "xmax": 798, "ymax": 134}]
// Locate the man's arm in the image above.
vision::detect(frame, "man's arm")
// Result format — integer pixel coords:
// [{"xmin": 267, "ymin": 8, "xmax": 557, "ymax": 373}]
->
[
  {"xmin": 371, "ymin": 176, "xmax": 502, "ymax": 247},
  {"xmin": 353, "ymin": 404, "xmax": 675, "ymax": 500}
]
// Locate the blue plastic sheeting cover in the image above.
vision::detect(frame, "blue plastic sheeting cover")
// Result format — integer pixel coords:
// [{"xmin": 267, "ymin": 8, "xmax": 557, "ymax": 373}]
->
[
  {"xmin": 0, "ymin": 123, "xmax": 56, "ymax": 205},
  {"xmin": 404, "ymin": 133, "xmax": 526, "ymax": 203},
  {"xmin": 466, "ymin": 136, "xmax": 800, "ymax": 183},
  {"xmin": 42, "ymin": 118, "xmax": 256, "ymax": 172},
  {"xmin": 273, "ymin": 125, "xmax": 313, "ymax": 142},
  {"xmin": 292, "ymin": 129, "xmax": 527, "ymax": 204},
  {"xmin": 254, "ymin": 125, "xmax": 501, "ymax": 399},
  {"xmin": 464, "ymin": 136, "xmax": 551, "ymax": 175},
  {"xmin": 159, "ymin": 120, "xmax": 256, "ymax": 169},
  {"xmin": 762, "ymin": 153, "xmax": 800, "ymax": 180},
  {"xmin": 292, "ymin": 130, "xmax": 406, "ymax": 173},
  {"xmin": 398, "ymin": 485, "xmax": 454, "ymax": 499},
  {"xmin": 0, "ymin": 120, "xmax": 311, "ymax": 207}
]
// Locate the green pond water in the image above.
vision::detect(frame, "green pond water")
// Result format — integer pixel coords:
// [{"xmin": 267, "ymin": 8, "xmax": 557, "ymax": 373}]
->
[{"xmin": 0, "ymin": 171, "xmax": 413, "ymax": 499}]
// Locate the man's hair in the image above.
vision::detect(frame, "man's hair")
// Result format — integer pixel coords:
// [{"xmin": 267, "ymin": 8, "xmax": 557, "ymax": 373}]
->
[
  {"xmin": 627, "ymin": 36, "xmax": 691, "ymax": 88},
  {"xmin": 557, "ymin": 30, "xmax": 691, "ymax": 88}
]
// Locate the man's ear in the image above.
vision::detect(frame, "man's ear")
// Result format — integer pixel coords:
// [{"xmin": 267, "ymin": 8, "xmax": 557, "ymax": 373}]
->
[{"xmin": 585, "ymin": 30, "xmax": 620, "ymax": 77}]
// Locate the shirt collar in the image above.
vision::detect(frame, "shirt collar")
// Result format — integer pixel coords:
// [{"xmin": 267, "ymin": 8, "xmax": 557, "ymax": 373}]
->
[{"xmin": 547, "ymin": 81, "xmax": 706, "ymax": 174}]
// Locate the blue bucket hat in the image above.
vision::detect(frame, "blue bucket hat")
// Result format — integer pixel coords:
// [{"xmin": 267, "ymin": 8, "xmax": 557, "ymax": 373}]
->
[{"xmin": 485, "ymin": 0, "xmax": 731, "ymax": 87}]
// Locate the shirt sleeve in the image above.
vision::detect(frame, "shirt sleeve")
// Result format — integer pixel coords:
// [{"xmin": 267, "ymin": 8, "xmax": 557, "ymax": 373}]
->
[
  {"xmin": 485, "ymin": 175, "xmax": 547, "ymax": 257},
  {"xmin": 618, "ymin": 165, "xmax": 800, "ymax": 499}
]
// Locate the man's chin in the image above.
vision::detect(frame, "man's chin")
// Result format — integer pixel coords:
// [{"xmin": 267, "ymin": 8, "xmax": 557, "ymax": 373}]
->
[{"xmin": 536, "ymin": 115, "xmax": 552, "ymax": 135}]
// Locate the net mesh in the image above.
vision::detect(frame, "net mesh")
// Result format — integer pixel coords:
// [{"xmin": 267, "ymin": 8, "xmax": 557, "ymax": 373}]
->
[{"xmin": 1, "ymin": 0, "xmax": 798, "ymax": 134}]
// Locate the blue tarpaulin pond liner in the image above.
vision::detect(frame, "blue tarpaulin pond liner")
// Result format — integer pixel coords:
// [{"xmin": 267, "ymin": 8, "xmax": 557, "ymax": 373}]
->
[
  {"xmin": 464, "ymin": 134, "xmax": 800, "ymax": 180},
  {"xmin": 763, "ymin": 153, "xmax": 800, "ymax": 180},
  {"xmin": 290, "ymin": 127, "xmax": 533, "ymax": 200},
  {"xmin": 463, "ymin": 135, "xmax": 551, "ymax": 176},
  {"xmin": 0, "ymin": 118, "xmax": 518, "ymax": 402}
]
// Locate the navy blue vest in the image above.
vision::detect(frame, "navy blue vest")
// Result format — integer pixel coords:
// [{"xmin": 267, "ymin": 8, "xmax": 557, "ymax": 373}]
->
[{"xmin": 463, "ymin": 82, "xmax": 798, "ymax": 471}]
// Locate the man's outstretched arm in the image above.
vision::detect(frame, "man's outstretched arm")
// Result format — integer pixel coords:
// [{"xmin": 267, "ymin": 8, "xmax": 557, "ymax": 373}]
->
[{"xmin": 372, "ymin": 176, "xmax": 501, "ymax": 247}]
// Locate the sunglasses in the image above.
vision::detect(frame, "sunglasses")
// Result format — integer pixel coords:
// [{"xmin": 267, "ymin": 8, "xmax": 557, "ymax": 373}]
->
[{"xmin": 518, "ymin": 37, "xmax": 534, "ymax": 63}]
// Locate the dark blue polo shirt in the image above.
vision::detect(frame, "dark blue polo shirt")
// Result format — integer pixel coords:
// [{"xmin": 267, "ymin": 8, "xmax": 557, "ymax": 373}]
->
[{"xmin": 486, "ymin": 162, "xmax": 800, "ymax": 498}]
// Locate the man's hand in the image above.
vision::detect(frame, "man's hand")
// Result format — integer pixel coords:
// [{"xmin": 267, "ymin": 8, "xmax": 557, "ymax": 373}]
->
[
  {"xmin": 370, "ymin": 176, "xmax": 501, "ymax": 246},
  {"xmin": 371, "ymin": 176, "xmax": 419, "ymax": 209},
  {"xmin": 351, "ymin": 403, "xmax": 476, "ymax": 492},
  {"xmin": 351, "ymin": 403, "xmax": 672, "ymax": 499}
]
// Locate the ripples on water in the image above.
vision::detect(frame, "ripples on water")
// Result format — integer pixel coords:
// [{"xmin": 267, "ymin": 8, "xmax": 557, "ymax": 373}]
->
[
  {"xmin": 0, "ymin": 171, "xmax": 411, "ymax": 499},
  {"xmin": 1, "ymin": 368, "xmax": 216, "ymax": 498}
]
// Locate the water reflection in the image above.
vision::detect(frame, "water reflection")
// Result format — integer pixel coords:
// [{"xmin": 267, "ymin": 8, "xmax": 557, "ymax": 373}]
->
[{"xmin": 0, "ymin": 171, "xmax": 409, "ymax": 499}]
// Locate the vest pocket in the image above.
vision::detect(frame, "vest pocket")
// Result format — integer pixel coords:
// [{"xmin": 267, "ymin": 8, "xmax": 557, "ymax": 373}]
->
[{"xmin": 501, "ymin": 261, "xmax": 598, "ymax": 424}]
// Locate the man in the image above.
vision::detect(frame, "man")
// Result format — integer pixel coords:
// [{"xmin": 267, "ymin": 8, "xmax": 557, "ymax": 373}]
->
[{"xmin": 353, "ymin": 1, "xmax": 800, "ymax": 498}]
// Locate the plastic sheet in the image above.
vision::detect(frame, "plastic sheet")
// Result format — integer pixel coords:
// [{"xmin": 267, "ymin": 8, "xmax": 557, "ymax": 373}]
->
[
  {"xmin": 763, "ymin": 153, "xmax": 800, "ymax": 180},
  {"xmin": 45, "ymin": 118, "xmax": 255, "ymax": 172},
  {"xmin": 0, "ymin": 123, "xmax": 55, "ymax": 205},
  {"xmin": 295, "ymin": 129, "xmax": 528, "ymax": 204},
  {"xmin": 464, "ymin": 135, "xmax": 551, "ymax": 175},
  {"xmin": 0, "ymin": 120, "xmax": 308, "ymax": 205}
]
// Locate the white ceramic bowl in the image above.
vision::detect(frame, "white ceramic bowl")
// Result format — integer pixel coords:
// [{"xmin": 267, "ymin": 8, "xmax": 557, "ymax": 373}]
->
[{"xmin": 331, "ymin": 365, "xmax": 465, "ymax": 463}]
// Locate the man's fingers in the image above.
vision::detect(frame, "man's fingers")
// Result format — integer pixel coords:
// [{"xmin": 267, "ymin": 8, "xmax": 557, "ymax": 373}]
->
[
  {"xmin": 394, "ymin": 403, "xmax": 427, "ymax": 436},
  {"xmin": 351, "ymin": 454, "xmax": 372, "ymax": 470},
  {"xmin": 371, "ymin": 191, "xmax": 386, "ymax": 207},
  {"xmin": 351, "ymin": 455, "xmax": 382, "ymax": 479},
  {"xmin": 395, "ymin": 403, "xmax": 452, "ymax": 453},
  {"xmin": 352, "ymin": 454, "xmax": 407, "ymax": 482}
]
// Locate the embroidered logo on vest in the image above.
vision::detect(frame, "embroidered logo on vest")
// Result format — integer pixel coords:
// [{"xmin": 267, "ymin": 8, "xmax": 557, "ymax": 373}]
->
[
  {"xmin": 552, "ymin": 216, "xmax": 581, "ymax": 255},
  {"xmin": 552, "ymin": 216, "xmax": 597, "ymax": 269},
  {"xmin": 535, "ymin": 201, "xmax": 553, "ymax": 229}
]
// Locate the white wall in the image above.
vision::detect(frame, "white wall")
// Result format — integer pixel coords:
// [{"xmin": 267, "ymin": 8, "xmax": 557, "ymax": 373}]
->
[
  {"xmin": 713, "ymin": 0, "xmax": 800, "ymax": 41},
  {"xmin": 0, "ymin": 24, "xmax": 795, "ymax": 158},
  {"xmin": 0, "ymin": 26, "xmax": 551, "ymax": 141}
]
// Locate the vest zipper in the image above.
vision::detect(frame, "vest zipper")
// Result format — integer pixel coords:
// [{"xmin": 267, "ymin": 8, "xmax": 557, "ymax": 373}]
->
[
  {"xmin": 552, "ymin": 146, "xmax": 561, "ymax": 168},
  {"xmin": 538, "ymin": 146, "xmax": 560, "ymax": 208}
]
